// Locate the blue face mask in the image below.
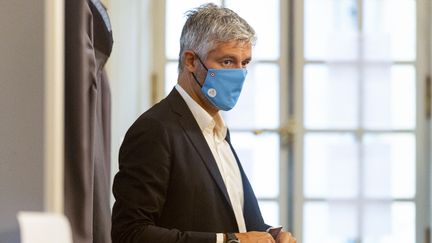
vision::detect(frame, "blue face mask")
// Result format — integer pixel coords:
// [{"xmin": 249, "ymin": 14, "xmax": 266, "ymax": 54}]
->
[{"xmin": 192, "ymin": 55, "xmax": 247, "ymax": 111}]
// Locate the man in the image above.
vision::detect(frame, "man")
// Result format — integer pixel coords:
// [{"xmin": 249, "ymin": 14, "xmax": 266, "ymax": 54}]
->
[{"xmin": 111, "ymin": 3, "xmax": 296, "ymax": 243}]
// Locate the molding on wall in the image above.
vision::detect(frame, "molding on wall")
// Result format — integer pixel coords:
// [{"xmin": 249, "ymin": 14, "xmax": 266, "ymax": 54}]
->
[{"xmin": 44, "ymin": 0, "xmax": 65, "ymax": 214}]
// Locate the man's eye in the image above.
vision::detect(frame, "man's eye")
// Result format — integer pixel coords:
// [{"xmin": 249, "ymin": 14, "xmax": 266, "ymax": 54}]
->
[{"xmin": 222, "ymin": 60, "xmax": 233, "ymax": 65}]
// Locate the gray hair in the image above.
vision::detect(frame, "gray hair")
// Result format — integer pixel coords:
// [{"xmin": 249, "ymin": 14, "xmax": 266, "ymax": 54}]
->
[{"xmin": 178, "ymin": 3, "xmax": 256, "ymax": 72}]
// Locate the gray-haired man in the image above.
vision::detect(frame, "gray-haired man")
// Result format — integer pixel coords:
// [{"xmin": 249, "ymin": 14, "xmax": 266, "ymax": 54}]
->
[{"xmin": 112, "ymin": 3, "xmax": 296, "ymax": 243}]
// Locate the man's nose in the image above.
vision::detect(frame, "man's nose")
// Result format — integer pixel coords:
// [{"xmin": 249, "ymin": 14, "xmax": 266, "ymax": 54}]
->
[{"xmin": 233, "ymin": 62, "xmax": 243, "ymax": 68}]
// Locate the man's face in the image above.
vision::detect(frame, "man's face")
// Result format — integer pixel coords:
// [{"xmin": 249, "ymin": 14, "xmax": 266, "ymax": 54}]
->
[
  {"xmin": 193, "ymin": 40, "xmax": 252, "ymax": 87},
  {"xmin": 201, "ymin": 41, "xmax": 252, "ymax": 71},
  {"xmin": 185, "ymin": 40, "xmax": 252, "ymax": 114}
]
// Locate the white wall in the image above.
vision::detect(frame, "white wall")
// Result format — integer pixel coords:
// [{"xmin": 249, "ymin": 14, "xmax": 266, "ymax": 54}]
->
[
  {"xmin": 107, "ymin": 0, "xmax": 157, "ymax": 206},
  {"xmin": 0, "ymin": 0, "xmax": 45, "ymax": 241},
  {"xmin": 0, "ymin": 0, "xmax": 64, "ymax": 241}
]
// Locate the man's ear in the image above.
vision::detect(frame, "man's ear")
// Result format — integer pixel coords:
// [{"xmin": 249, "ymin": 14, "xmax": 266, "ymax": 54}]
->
[{"xmin": 183, "ymin": 50, "xmax": 197, "ymax": 72}]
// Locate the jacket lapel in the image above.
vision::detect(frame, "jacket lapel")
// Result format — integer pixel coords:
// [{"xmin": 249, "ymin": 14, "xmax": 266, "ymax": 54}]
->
[
  {"xmin": 226, "ymin": 130, "xmax": 267, "ymax": 231},
  {"xmin": 166, "ymin": 89, "xmax": 234, "ymax": 211}
]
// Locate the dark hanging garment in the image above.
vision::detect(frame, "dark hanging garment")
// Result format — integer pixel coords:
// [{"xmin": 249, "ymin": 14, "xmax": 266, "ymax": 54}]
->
[{"xmin": 64, "ymin": 0, "xmax": 113, "ymax": 242}]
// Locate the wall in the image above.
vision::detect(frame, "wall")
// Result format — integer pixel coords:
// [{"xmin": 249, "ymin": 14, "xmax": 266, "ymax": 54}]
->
[
  {"xmin": 0, "ymin": 0, "xmax": 45, "ymax": 241},
  {"xmin": 107, "ymin": 0, "xmax": 156, "ymax": 206}
]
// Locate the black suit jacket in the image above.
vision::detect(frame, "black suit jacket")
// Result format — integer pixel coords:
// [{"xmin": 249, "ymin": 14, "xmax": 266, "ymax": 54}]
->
[{"xmin": 111, "ymin": 89, "xmax": 268, "ymax": 243}]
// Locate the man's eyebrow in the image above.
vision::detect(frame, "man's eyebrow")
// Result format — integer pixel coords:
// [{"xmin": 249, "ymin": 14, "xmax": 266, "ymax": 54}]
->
[
  {"xmin": 217, "ymin": 55, "xmax": 252, "ymax": 62},
  {"xmin": 218, "ymin": 55, "xmax": 236, "ymax": 59}
]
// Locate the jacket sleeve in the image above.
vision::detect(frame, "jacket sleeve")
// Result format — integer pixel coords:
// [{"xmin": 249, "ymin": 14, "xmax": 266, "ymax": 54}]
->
[{"xmin": 111, "ymin": 117, "xmax": 215, "ymax": 243}]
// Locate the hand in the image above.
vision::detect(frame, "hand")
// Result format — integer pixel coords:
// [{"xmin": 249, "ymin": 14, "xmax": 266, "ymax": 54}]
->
[
  {"xmin": 235, "ymin": 231, "xmax": 275, "ymax": 243},
  {"xmin": 276, "ymin": 231, "xmax": 296, "ymax": 243}
]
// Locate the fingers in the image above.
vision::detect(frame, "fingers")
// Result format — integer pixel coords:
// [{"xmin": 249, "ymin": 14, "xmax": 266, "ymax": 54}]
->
[
  {"xmin": 236, "ymin": 231, "xmax": 275, "ymax": 243},
  {"xmin": 257, "ymin": 238, "xmax": 274, "ymax": 243},
  {"xmin": 287, "ymin": 232, "xmax": 296, "ymax": 243},
  {"xmin": 258, "ymin": 233, "xmax": 275, "ymax": 243},
  {"xmin": 276, "ymin": 231, "xmax": 296, "ymax": 243},
  {"xmin": 236, "ymin": 231, "xmax": 296, "ymax": 243}
]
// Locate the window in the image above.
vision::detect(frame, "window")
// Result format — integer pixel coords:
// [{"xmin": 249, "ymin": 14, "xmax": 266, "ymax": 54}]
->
[
  {"xmin": 296, "ymin": 0, "xmax": 427, "ymax": 242},
  {"xmin": 161, "ymin": 0, "xmax": 429, "ymax": 242}
]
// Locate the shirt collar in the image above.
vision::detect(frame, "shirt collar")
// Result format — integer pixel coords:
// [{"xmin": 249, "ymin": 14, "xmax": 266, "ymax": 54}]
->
[{"xmin": 175, "ymin": 84, "xmax": 227, "ymax": 140}]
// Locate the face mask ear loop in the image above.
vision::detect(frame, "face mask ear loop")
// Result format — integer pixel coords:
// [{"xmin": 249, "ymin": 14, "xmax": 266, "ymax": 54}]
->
[
  {"xmin": 194, "ymin": 53, "xmax": 208, "ymax": 71},
  {"xmin": 191, "ymin": 72, "xmax": 203, "ymax": 88},
  {"xmin": 191, "ymin": 52, "xmax": 208, "ymax": 88}
]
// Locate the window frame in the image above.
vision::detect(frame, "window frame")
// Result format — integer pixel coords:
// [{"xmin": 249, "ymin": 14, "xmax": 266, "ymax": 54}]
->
[
  {"xmin": 292, "ymin": 0, "xmax": 431, "ymax": 242},
  {"xmin": 110, "ymin": 0, "xmax": 432, "ymax": 241}
]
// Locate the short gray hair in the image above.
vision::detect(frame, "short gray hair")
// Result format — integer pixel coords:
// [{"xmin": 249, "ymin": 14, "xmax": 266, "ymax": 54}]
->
[{"xmin": 178, "ymin": 3, "xmax": 256, "ymax": 71}]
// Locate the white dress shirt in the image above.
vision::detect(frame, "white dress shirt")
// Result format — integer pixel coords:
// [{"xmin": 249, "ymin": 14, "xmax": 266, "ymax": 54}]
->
[{"xmin": 175, "ymin": 85, "xmax": 246, "ymax": 243}]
